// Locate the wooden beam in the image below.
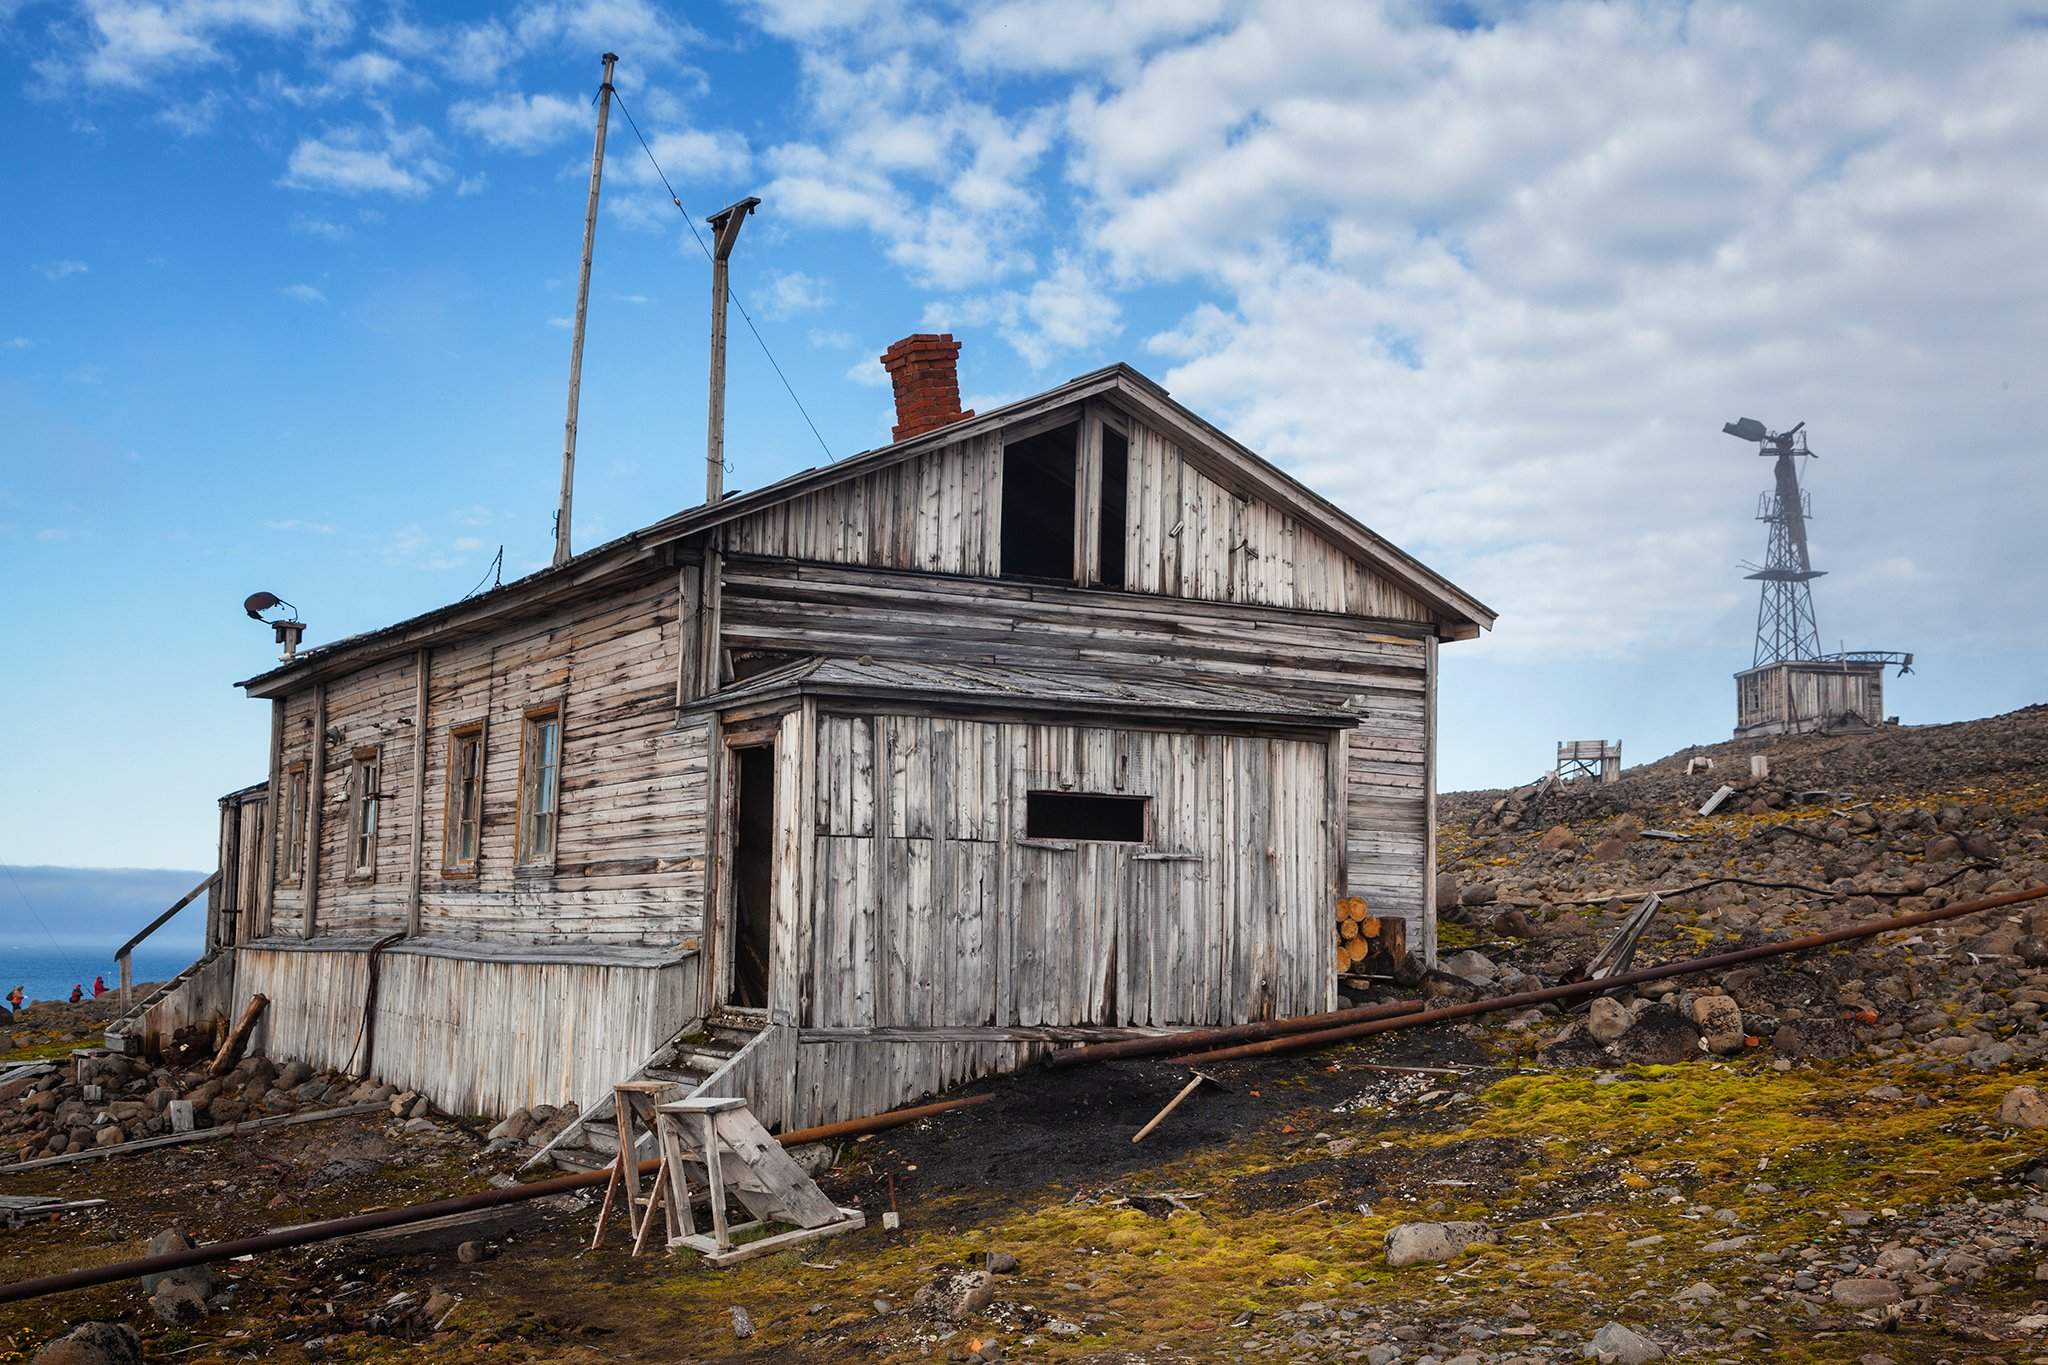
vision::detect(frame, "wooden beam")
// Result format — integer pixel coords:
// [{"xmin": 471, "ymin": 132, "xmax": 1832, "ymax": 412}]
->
[
  {"xmin": 0, "ymin": 1102, "xmax": 384, "ymax": 1175},
  {"xmin": 405, "ymin": 648, "xmax": 430, "ymax": 936},
  {"xmin": 303, "ymin": 681, "xmax": 328, "ymax": 939}
]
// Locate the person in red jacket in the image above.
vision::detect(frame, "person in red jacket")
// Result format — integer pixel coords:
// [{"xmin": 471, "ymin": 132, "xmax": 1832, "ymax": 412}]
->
[
  {"xmin": 92, "ymin": 975, "xmax": 106, "ymax": 998},
  {"xmin": 69, "ymin": 984, "xmax": 83, "ymax": 1004}
]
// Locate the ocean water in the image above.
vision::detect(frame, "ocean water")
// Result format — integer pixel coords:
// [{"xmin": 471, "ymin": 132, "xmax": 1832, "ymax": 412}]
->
[{"xmin": 0, "ymin": 942, "xmax": 204, "ymax": 1010}]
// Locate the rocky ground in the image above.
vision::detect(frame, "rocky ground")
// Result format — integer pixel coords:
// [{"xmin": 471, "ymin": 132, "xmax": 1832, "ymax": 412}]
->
[{"xmin": 6, "ymin": 706, "xmax": 2048, "ymax": 1364}]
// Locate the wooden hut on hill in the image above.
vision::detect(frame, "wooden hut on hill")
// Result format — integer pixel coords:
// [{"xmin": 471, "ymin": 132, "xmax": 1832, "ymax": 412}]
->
[{"xmin": 154, "ymin": 335, "xmax": 1494, "ymax": 1133}]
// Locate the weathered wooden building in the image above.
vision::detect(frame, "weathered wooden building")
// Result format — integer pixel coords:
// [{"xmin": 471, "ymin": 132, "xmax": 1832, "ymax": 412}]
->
[
  {"xmin": 171, "ymin": 336, "xmax": 1493, "ymax": 1130},
  {"xmin": 1733, "ymin": 658, "xmax": 1888, "ymax": 739}
]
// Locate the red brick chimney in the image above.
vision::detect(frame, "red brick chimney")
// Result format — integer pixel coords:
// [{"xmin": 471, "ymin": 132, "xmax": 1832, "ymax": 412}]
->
[{"xmin": 880, "ymin": 333, "xmax": 974, "ymax": 442}]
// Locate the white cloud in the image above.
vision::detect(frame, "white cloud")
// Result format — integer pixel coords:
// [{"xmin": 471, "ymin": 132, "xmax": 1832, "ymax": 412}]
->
[
  {"xmin": 290, "ymin": 213, "xmax": 351, "ymax": 240},
  {"xmin": 265, "ymin": 517, "xmax": 336, "ymax": 534},
  {"xmin": 1060, "ymin": 2, "xmax": 2048, "ymax": 658},
  {"xmin": 924, "ymin": 254, "xmax": 1120, "ymax": 367},
  {"xmin": 33, "ymin": 260, "xmax": 89, "ymax": 281},
  {"xmin": 55, "ymin": 0, "xmax": 353, "ymax": 90},
  {"xmin": 154, "ymin": 90, "xmax": 223, "ymax": 136},
  {"xmin": 3, "ymin": 337, "xmax": 31, "ymax": 350},
  {"xmin": 279, "ymin": 283, "xmax": 327, "ymax": 304},
  {"xmin": 758, "ymin": 270, "xmax": 829, "ymax": 319},
  {"xmin": 456, "ymin": 172, "xmax": 488, "ymax": 196},
  {"xmin": 546, "ymin": 316, "xmax": 572, "ymax": 329},
  {"xmin": 281, "ymin": 123, "xmax": 448, "ymax": 196},
  {"xmin": 450, "ymin": 91, "xmax": 586, "ymax": 152}
]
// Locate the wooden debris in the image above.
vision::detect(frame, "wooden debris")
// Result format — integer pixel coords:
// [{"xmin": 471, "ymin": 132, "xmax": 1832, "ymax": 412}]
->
[
  {"xmin": 209, "ymin": 993, "xmax": 270, "ymax": 1077},
  {"xmin": 1, "ymin": 1195, "xmax": 107, "ymax": 1228},
  {"xmin": 1131, "ymin": 1070, "xmax": 1221, "ymax": 1144},
  {"xmin": 1698, "ymin": 784, "xmax": 1737, "ymax": 816},
  {"xmin": 1640, "ymin": 828, "xmax": 1692, "ymax": 841},
  {"xmin": 0, "ymin": 1102, "xmax": 384, "ymax": 1174}
]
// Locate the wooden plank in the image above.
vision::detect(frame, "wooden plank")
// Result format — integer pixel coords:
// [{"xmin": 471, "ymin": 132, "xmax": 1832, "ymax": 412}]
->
[{"xmin": 0, "ymin": 1103, "xmax": 385, "ymax": 1174}]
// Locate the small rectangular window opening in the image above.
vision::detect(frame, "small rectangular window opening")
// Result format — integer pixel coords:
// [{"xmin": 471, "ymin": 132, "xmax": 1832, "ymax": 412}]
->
[
  {"xmin": 280, "ymin": 762, "xmax": 308, "ymax": 884},
  {"xmin": 445, "ymin": 723, "xmax": 485, "ymax": 874},
  {"xmin": 519, "ymin": 707, "xmax": 563, "ymax": 866},
  {"xmin": 1000, "ymin": 423, "xmax": 1078, "ymax": 580},
  {"xmin": 1025, "ymin": 791, "xmax": 1148, "ymax": 843},
  {"xmin": 1097, "ymin": 425, "xmax": 1128, "ymax": 589},
  {"xmin": 346, "ymin": 747, "xmax": 380, "ymax": 879}
]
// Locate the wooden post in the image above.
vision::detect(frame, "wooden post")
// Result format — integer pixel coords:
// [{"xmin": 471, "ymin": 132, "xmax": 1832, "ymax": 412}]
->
[
  {"xmin": 703, "ymin": 195, "xmax": 759, "ymax": 507},
  {"xmin": 260, "ymin": 697, "xmax": 283, "ymax": 940},
  {"xmin": 304, "ymin": 682, "xmax": 328, "ymax": 939},
  {"xmin": 1423, "ymin": 634, "xmax": 1439, "ymax": 967},
  {"xmin": 118, "ymin": 953, "xmax": 131, "ymax": 1011},
  {"xmin": 553, "ymin": 52, "xmax": 619, "ymax": 569},
  {"xmin": 405, "ymin": 648, "xmax": 430, "ymax": 936}
]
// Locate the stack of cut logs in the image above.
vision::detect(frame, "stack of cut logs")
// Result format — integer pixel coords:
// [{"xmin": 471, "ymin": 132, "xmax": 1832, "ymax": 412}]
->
[{"xmin": 1335, "ymin": 896, "xmax": 1379, "ymax": 972}]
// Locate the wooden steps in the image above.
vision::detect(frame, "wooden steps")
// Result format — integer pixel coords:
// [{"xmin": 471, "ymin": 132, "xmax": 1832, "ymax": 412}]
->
[
  {"xmin": 529, "ymin": 1011, "xmax": 765, "ymax": 1171},
  {"xmin": 102, "ymin": 950, "xmax": 220, "ymax": 1055}
]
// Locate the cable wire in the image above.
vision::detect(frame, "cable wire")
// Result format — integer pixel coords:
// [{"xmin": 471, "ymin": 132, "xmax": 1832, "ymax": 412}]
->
[{"xmin": 609, "ymin": 86, "xmax": 837, "ymax": 467}]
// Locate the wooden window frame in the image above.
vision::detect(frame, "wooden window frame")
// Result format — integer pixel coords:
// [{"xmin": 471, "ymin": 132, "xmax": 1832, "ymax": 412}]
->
[
  {"xmin": 441, "ymin": 720, "xmax": 486, "ymax": 879},
  {"xmin": 278, "ymin": 760, "xmax": 308, "ymax": 887},
  {"xmin": 515, "ymin": 702, "xmax": 564, "ymax": 870},
  {"xmin": 344, "ymin": 745, "xmax": 381, "ymax": 883}
]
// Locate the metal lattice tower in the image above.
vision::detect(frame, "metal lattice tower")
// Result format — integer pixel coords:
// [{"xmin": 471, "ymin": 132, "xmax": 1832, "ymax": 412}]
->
[{"xmin": 1722, "ymin": 418, "xmax": 1824, "ymax": 666}]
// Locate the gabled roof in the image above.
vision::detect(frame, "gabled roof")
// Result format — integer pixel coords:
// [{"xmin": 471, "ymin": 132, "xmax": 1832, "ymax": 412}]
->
[
  {"xmin": 239, "ymin": 361, "xmax": 1491, "ymax": 696},
  {"xmin": 689, "ymin": 656, "xmax": 1359, "ymax": 729}
]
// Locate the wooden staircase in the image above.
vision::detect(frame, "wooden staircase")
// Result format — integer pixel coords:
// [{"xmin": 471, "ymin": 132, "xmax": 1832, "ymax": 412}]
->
[
  {"xmin": 529, "ymin": 1010, "xmax": 766, "ymax": 1171},
  {"xmin": 103, "ymin": 949, "xmax": 222, "ymax": 1056}
]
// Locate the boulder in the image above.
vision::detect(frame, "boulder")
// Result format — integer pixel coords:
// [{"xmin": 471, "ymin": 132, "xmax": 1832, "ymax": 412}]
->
[
  {"xmin": 1687, "ymin": 993, "xmax": 1746, "ymax": 1055},
  {"xmin": 1583, "ymin": 1321, "xmax": 1663, "ymax": 1363},
  {"xmin": 2001, "ymin": 1085, "xmax": 2048, "ymax": 1129},
  {"xmin": 1831, "ymin": 1278, "xmax": 1902, "ymax": 1308},
  {"xmin": 1384, "ymin": 1220, "xmax": 1494, "ymax": 1268},
  {"xmin": 1589, "ymin": 837, "xmax": 1633, "ymax": 863},
  {"xmin": 141, "ymin": 1228, "xmax": 219, "ymax": 1299},
  {"xmin": 1538, "ymin": 824, "xmax": 1580, "ymax": 852},
  {"xmin": 913, "ymin": 1269, "xmax": 995, "ymax": 1319},
  {"xmin": 1586, "ymin": 997, "xmax": 1632, "ymax": 1044},
  {"xmin": 1459, "ymin": 883, "xmax": 1497, "ymax": 908},
  {"xmin": 150, "ymin": 1281, "xmax": 208, "ymax": 1325},
  {"xmin": 29, "ymin": 1323, "xmax": 143, "ymax": 1365},
  {"xmin": 1441, "ymin": 951, "xmax": 1498, "ymax": 986},
  {"xmin": 486, "ymin": 1109, "xmax": 536, "ymax": 1143}
]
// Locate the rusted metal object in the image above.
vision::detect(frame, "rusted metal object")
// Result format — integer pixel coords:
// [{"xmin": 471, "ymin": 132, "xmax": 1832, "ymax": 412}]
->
[
  {"xmin": 1175, "ymin": 883, "xmax": 2048, "ymax": 1065},
  {"xmin": 1045, "ymin": 999, "xmax": 1425, "ymax": 1069},
  {"xmin": 0, "ymin": 1092, "xmax": 992, "ymax": 1305}
]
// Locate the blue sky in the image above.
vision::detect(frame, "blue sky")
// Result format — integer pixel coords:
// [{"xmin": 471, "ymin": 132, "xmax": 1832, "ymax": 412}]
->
[{"xmin": 3, "ymin": 0, "xmax": 2046, "ymax": 877}]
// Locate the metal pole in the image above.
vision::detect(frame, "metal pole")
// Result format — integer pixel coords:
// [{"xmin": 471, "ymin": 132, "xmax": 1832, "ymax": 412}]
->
[
  {"xmin": 554, "ymin": 52, "xmax": 618, "ymax": 569},
  {"xmin": 1174, "ymin": 882, "xmax": 2048, "ymax": 1066},
  {"xmin": 0, "ymin": 1092, "xmax": 991, "ymax": 1304}
]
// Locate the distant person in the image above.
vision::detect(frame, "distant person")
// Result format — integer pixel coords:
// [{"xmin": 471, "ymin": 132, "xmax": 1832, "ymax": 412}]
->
[
  {"xmin": 69, "ymin": 983, "xmax": 83, "ymax": 1004},
  {"xmin": 92, "ymin": 975, "xmax": 106, "ymax": 999},
  {"xmin": 6, "ymin": 986, "xmax": 21, "ymax": 1010}
]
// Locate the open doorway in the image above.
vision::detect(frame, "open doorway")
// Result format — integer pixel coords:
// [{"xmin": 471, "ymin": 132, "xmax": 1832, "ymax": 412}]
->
[{"xmin": 728, "ymin": 744, "xmax": 775, "ymax": 1009}]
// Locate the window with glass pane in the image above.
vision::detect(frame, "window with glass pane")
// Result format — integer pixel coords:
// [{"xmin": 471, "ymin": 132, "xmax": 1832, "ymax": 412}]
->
[
  {"xmin": 281, "ymin": 763, "xmax": 307, "ymax": 883},
  {"xmin": 347, "ymin": 748, "xmax": 380, "ymax": 879},
  {"xmin": 445, "ymin": 724, "xmax": 484, "ymax": 874},
  {"xmin": 520, "ymin": 709, "xmax": 561, "ymax": 865}
]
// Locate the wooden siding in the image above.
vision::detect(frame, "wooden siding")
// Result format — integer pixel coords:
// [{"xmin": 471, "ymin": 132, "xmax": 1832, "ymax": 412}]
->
[
  {"xmin": 1735, "ymin": 662, "xmax": 1886, "ymax": 738},
  {"xmin": 725, "ymin": 432, "xmax": 1004, "ymax": 575},
  {"xmin": 798, "ymin": 713, "xmax": 1336, "ymax": 1035},
  {"xmin": 1121, "ymin": 419, "xmax": 1433, "ymax": 621},
  {"xmin": 269, "ymin": 566, "xmax": 704, "ymax": 950},
  {"xmin": 723, "ymin": 408, "xmax": 1434, "ymax": 623},
  {"xmin": 724, "ymin": 557, "xmax": 1435, "ymax": 953},
  {"xmin": 234, "ymin": 944, "xmax": 699, "ymax": 1116}
]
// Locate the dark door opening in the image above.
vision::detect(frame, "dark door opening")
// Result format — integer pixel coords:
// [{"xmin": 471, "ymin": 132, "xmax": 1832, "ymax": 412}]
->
[
  {"xmin": 729, "ymin": 744, "xmax": 775, "ymax": 1009},
  {"xmin": 1001, "ymin": 423, "xmax": 1078, "ymax": 580}
]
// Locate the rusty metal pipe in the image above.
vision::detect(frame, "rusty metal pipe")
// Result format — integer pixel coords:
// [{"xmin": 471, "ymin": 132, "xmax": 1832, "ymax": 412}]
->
[
  {"xmin": 1045, "ymin": 999, "xmax": 1426, "ymax": 1068},
  {"xmin": 0, "ymin": 1093, "xmax": 992, "ymax": 1305},
  {"xmin": 1175, "ymin": 883, "xmax": 2048, "ymax": 1066}
]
